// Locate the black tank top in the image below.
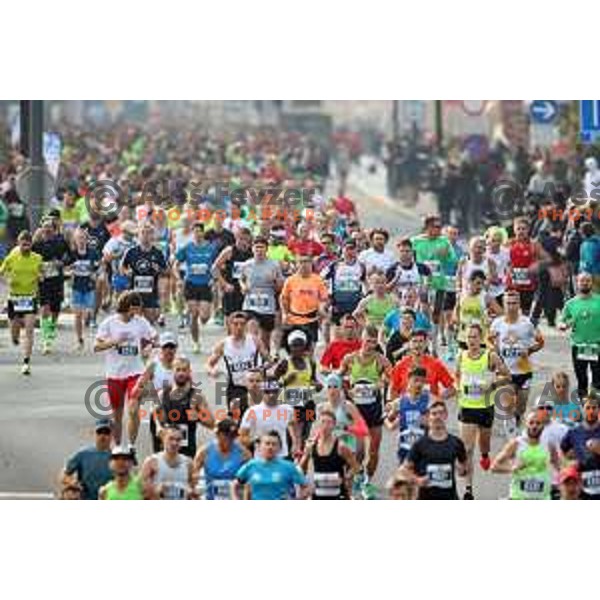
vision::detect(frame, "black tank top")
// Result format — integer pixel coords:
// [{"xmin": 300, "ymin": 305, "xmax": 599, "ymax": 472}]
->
[
  {"xmin": 225, "ymin": 246, "xmax": 253, "ymax": 286},
  {"xmin": 312, "ymin": 438, "xmax": 348, "ymax": 500}
]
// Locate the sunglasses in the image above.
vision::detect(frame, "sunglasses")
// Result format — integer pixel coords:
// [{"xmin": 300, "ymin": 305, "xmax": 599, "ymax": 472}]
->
[
  {"xmin": 538, "ymin": 405, "xmax": 554, "ymax": 411},
  {"xmin": 96, "ymin": 429, "xmax": 111, "ymax": 435}
]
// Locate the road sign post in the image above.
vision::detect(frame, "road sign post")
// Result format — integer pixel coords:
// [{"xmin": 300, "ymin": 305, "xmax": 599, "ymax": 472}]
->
[{"xmin": 580, "ymin": 100, "xmax": 600, "ymax": 143}]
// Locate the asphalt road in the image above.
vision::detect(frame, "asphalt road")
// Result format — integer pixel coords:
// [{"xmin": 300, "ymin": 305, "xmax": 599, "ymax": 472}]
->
[{"xmin": 0, "ymin": 168, "xmax": 573, "ymax": 499}]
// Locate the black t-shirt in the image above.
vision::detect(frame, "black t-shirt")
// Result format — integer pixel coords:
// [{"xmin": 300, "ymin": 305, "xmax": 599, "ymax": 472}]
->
[
  {"xmin": 386, "ymin": 331, "xmax": 411, "ymax": 364},
  {"xmin": 32, "ymin": 234, "xmax": 72, "ymax": 282},
  {"xmin": 122, "ymin": 244, "xmax": 168, "ymax": 296},
  {"xmin": 207, "ymin": 228, "xmax": 235, "ymax": 254},
  {"xmin": 407, "ymin": 433, "xmax": 467, "ymax": 500}
]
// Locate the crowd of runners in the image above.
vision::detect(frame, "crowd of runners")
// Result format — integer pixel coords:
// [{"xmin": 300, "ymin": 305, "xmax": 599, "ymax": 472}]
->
[{"xmin": 2, "ymin": 124, "xmax": 600, "ymax": 499}]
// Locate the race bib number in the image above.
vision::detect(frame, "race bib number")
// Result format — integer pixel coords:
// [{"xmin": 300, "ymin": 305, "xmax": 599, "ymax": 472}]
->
[
  {"xmin": 42, "ymin": 261, "xmax": 60, "ymax": 279},
  {"xmin": 512, "ymin": 267, "xmax": 531, "ymax": 286},
  {"xmin": 501, "ymin": 346, "xmax": 522, "ymax": 360},
  {"xmin": 462, "ymin": 373, "xmax": 488, "ymax": 397},
  {"xmin": 232, "ymin": 262, "xmax": 244, "ymax": 280},
  {"xmin": 337, "ymin": 277, "xmax": 361, "ymax": 293},
  {"xmin": 582, "ymin": 470, "xmax": 600, "ymax": 495},
  {"xmin": 353, "ymin": 384, "xmax": 377, "ymax": 405},
  {"xmin": 577, "ymin": 344, "xmax": 599, "ymax": 362},
  {"xmin": 247, "ymin": 292, "xmax": 271, "ymax": 311},
  {"xmin": 177, "ymin": 424, "xmax": 189, "ymax": 448},
  {"xmin": 162, "ymin": 483, "xmax": 187, "ymax": 500},
  {"xmin": 190, "ymin": 263, "xmax": 208, "ymax": 276},
  {"xmin": 73, "ymin": 260, "xmax": 92, "ymax": 277},
  {"xmin": 426, "ymin": 464, "xmax": 452, "ymax": 488},
  {"xmin": 285, "ymin": 387, "xmax": 312, "ymax": 405},
  {"xmin": 519, "ymin": 478, "xmax": 545, "ymax": 495},
  {"xmin": 207, "ymin": 479, "xmax": 232, "ymax": 500},
  {"xmin": 445, "ymin": 275, "xmax": 457, "ymax": 291},
  {"xmin": 12, "ymin": 296, "xmax": 34, "ymax": 312},
  {"xmin": 134, "ymin": 275, "xmax": 154, "ymax": 293},
  {"xmin": 400, "ymin": 427, "xmax": 424, "ymax": 450},
  {"xmin": 117, "ymin": 344, "xmax": 139, "ymax": 357}
]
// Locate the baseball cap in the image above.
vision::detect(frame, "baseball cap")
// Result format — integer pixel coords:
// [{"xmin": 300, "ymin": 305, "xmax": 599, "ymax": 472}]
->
[
  {"xmin": 288, "ymin": 330, "xmax": 308, "ymax": 346},
  {"xmin": 95, "ymin": 419, "xmax": 113, "ymax": 433},
  {"xmin": 111, "ymin": 445, "xmax": 134, "ymax": 460},
  {"xmin": 559, "ymin": 465, "xmax": 581, "ymax": 484},
  {"xmin": 159, "ymin": 332, "xmax": 178, "ymax": 348},
  {"xmin": 325, "ymin": 373, "xmax": 342, "ymax": 389}
]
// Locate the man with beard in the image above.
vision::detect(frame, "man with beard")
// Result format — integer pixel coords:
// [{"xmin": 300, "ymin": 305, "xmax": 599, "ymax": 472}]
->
[
  {"xmin": 559, "ymin": 272, "xmax": 600, "ymax": 399},
  {"xmin": 155, "ymin": 357, "xmax": 214, "ymax": 458}
]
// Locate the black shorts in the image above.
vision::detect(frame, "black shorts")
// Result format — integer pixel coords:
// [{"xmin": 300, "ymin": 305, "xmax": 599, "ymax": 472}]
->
[
  {"xmin": 518, "ymin": 290, "xmax": 535, "ymax": 314},
  {"xmin": 355, "ymin": 399, "xmax": 384, "ymax": 428},
  {"xmin": 184, "ymin": 282, "xmax": 213, "ymax": 302},
  {"xmin": 331, "ymin": 304, "xmax": 358, "ymax": 326},
  {"xmin": 443, "ymin": 291, "xmax": 457, "ymax": 311},
  {"xmin": 511, "ymin": 372, "xmax": 533, "ymax": 392},
  {"xmin": 293, "ymin": 399, "xmax": 317, "ymax": 424},
  {"xmin": 458, "ymin": 406, "xmax": 495, "ymax": 429},
  {"xmin": 226, "ymin": 384, "xmax": 249, "ymax": 415},
  {"xmin": 39, "ymin": 280, "xmax": 63, "ymax": 312},
  {"xmin": 223, "ymin": 290, "xmax": 244, "ymax": 316},
  {"xmin": 433, "ymin": 290, "xmax": 446, "ymax": 320},
  {"xmin": 245, "ymin": 311, "xmax": 276, "ymax": 332},
  {"xmin": 7, "ymin": 298, "xmax": 38, "ymax": 320}
]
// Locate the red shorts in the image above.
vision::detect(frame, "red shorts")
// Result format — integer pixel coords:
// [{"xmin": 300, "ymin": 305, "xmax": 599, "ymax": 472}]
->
[{"xmin": 106, "ymin": 375, "xmax": 141, "ymax": 410}]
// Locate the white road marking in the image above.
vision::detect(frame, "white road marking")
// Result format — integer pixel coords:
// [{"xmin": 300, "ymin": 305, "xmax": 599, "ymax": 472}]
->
[{"xmin": 0, "ymin": 492, "xmax": 55, "ymax": 499}]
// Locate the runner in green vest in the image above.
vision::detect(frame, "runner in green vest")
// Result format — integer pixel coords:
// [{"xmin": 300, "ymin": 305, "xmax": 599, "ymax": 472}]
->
[
  {"xmin": 491, "ymin": 411, "xmax": 560, "ymax": 500},
  {"xmin": 99, "ymin": 446, "xmax": 146, "ymax": 500},
  {"xmin": 353, "ymin": 271, "xmax": 397, "ymax": 330}
]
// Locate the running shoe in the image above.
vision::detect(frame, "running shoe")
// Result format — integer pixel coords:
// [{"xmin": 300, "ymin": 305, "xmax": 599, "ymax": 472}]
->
[
  {"xmin": 21, "ymin": 363, "xmax": 31, "ymax": 376},
  {"xmin": 479, "ymin": 455, "xmax": 491, "ymax": 471},
  {"xmin": 362, "ymin": 481, "xmax": 379, "ymax": 500},
  {"xmin": 192, "ymin": 342, "xmax": 201, "ymax": 354}
]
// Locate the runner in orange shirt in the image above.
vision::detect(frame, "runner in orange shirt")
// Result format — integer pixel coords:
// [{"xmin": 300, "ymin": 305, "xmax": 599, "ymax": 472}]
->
[
  {"xmin": 280, "ymin": 254, "xmax": 329, "ymax": 351},
  {"xmin": 389, "ymin": 329, "xmax": 456, "ymax": 400}
]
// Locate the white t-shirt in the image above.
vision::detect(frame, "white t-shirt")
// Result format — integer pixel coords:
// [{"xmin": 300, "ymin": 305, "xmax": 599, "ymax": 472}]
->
[
  {"xmin": 359, "ymin": 248, "xmax": 396, "ymax": 274},
  {"xmin": 96, "ymin": 315, "xmax": 156, "ymax": 379},
  {"xmin": 490, "ymin": 316, "xmax": 536, "ymax": 375},
  {"xmin": 240, "ymin": 402, "xmax": 295, "ymax": 458}
]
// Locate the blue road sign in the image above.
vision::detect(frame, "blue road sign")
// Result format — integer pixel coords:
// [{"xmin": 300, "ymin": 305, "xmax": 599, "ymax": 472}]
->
[
  {"xmin": 530, "ymin": 100, "xmax": 558, "ymax": 124},
  {"xmin": 580, "ymin": 100, "xmax": 600, "ymax": 143}
]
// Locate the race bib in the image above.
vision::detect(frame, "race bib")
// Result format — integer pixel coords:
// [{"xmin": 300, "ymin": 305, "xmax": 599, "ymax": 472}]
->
[
  {"xmin": 400, "ymin": 427, "xmax": 424, "ymax": 450},
  {"xmin": 247, "ymin": 292, "xmax": 271, "ymax": 311},
  {"xmin": 353, "ymin": 384, "xmax": 377, "ymax": 405},
  {"xmin": 519, "ymin": 478, "xmax": 545, "ymax": 495},
  {"xmin": 207, "ymin": 479, "xmax": 232, "ymax": 500},
  {"xmin": 337, "ymin": 277, "xmax": 361, "ymax": 293},
  {"xmin": 162, "ymin": 483, "xmax": 187, "ymax": 500},
  {"xmin": 117, "ymin": 344, "xmax": 139, "ymax": 357},
  {"xmin": 190, "ymin": 263, "xmax": 208, "ymax": 276},
  {"xmin": 12, "ymin": 296, "xmax": 34, "ymax": 312},
  {"xmin": 73, "ymin": 260, "xmax": 92, "ymax": 277},
  {"xmin": 582, "ymin": 470, "xmax": 600, "ymax": 495},
  {"xmin": 426, "ymin": 464, "xmax": 452, "ymax": 488},
  {"xmin": 512, "ymin": 267, "xmax": 531, "ymax": 286},
  {"xmin": 424, "ymin": 260, "xmax": 441, "ymax": 275},
  {"xmin": 501, "ymin": 346, "xmax": 522, "ymax": 360},
  {"xmin": 445, "ymin": 275, "xmax": 457, "ymax": 291},
  {"xmin": 42, "ymin": 261, "xmax": 60, "ymax": 279},
  {"xmin": 232, "ymin": 262, "xmax": 244, "ymax": 280},
  {"xmin": 462, "ymin": 373, "xmax": 489, "ymax": 397},
  {"xmin": 577, "ymin": 344, "xmax": 599, "ymax": 362},
  {"xmin": 285, "ymin": 387, "xmax": 312, "ymax": 405},
  {"xmin": 134, "ymin": 275, "xmax": 154, "ymax": 293},
  {"xmin": 177, "ymin": 424, "xmax": 189, "ymax": 448}
]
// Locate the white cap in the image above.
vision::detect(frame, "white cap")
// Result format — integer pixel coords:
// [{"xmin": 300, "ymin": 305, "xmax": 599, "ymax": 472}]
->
[
  {"xmin": 288, "ymin": 330, "xmax": 308, "ymax": 345},
  {"xmin": 159, "ymin": 332, "xmax": 178, "ymax": 347}
]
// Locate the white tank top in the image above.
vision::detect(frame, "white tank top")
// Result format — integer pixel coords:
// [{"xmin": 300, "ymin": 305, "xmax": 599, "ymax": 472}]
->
[
  {"xmin": 394, "ymin": 262, "xmax": 422, "ymax": 291},
  {"xmin": 487, "ymin": 248, "xmax": 510, "ymax": 297},
  {"xmin": 152, "ymin": 359, "xmax": 174, "ymax": 391},
  {"xmin": 223, "ymin": 335, "xmax": 259, "ymax": 387},
  {"xmin": 156, "ymin": 452, "xmax": 190, "ymax": 500}
]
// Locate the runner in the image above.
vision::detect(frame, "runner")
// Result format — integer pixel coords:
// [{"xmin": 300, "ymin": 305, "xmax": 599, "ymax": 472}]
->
[
  {"xmin": 321, "ymin": 238, "xmax": 366, "ymax": 333},
  {"xmin": 280, "ymin": 253, "xmax": 329, "ymax": 350},
  {"xmin": 386, "ymin": 472, "xmax": 419, "ymax": 500},
  {"xmin": 390, "ymin": 329, "xmax": 456, "ymax": 400},
  {"xmin": 212, "ymin": 227, "xmax": 253, "ymax": 320},
  {"xmin": 491, "ymin": 410, "xmax": 559, "ymax": 500},
  {"xmin": 233, "ymin": 429, "xmax": 310, "ymax": 500},
  {"xmin": 174, "ymin": 222, "xmax": 218, "ymax": 353},
  {"xmin": 490, "ymin": 289, "xmax": 545, "ymax": 427},
  {"xmin": 120, "ymin": 221, "xmax": 168, "ymax": 324},
  {"xmin": 486, "ymin": 226, "xmax": 510, "ymax": 306},
  {"xmin": 130, "ymin": 331, "xmax": 178, "ymax": 452},
  {"xmin": 384, "ymin": 366, "xmax": 431, "ymax": 465},
  {"xmin": 62, "ymin": 419, "xmax": 113, "ymax": 500},
  {"xmin": 559, "ymin": 272, "xmax": 600, "ymax": 399},
  {"xmin": 240, "ymin": 236, "xmax": 284, "ymax": 352},
  {"xmin": 141, "ymin": 426, "xmax": 194, "ymax": 499},
  {"xmin": 358, "ymin": 228, "xmax": 395, "ymax": 275},
  {"xmin": 385, "ymin": 308, "xmax": 417, "ymax": 364},
  {"xmin": 320, "ymin": 314, "xmax": 362, "ymax": 374},
  {"xmin": 558, "ymin": 465, "xmax": 583, "ymax": 500},
  {"xmin": 70, "ymin": 227, "xmax": 102, "ymax": 352},
  {"xmin": 537, "ymin": 398, "xmax": 569, "ymax": 498},
  {"xmin": 32, "ymin": 216, "xmax": 72, "ymax": 354},
  {"xmin": 353, "ymin": 270, "xmax": 397, "ymax": 331},
  {"xmin": 386, "ymin": 237, "xmax": 431, "ymax": 298},
  {"xmin": 339, "ymin": 324, "xmax": 392, "ymax": 497},
  {"xmin": 102, "ymin": 220, "xmax": 137, "ymax": 307},
  {"xmin": 98, "ymin": 446, "xmax": 147, "ymax": 500},
  {"xmin": 0, "ymin": 231, "xmax": 42, "ymax": 374},
  {"xmin": 456, "ymin": 323, "xmax": 511, "ymax": 499},
  {"xmin": 193, "ymin": 418, "xmax": 250, "ymax": 500},
  {"xmin": 400, "ymin": 401, "xmax": 468, "ymax": 500},
  {"xmin": 207, "ymin": 311, "xmax": 269, "ymax": 417},
  {"xmin": 299, "ymin": 408, "xmax": 360, "ymax": 499},
  {"xmin": 94, "ymin": 291, "xmax": 157, "ymax": 447},
  {"xmin": 154, "ymin": 357, "xmax": 214, "ymax": 458},
  {"xmin": 560, "ymin": 396, "xmax": 600, "ymax": 499},
  {"xmin": 457, "ymin": 235, "xmax": 498, "ymax": 294}
]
